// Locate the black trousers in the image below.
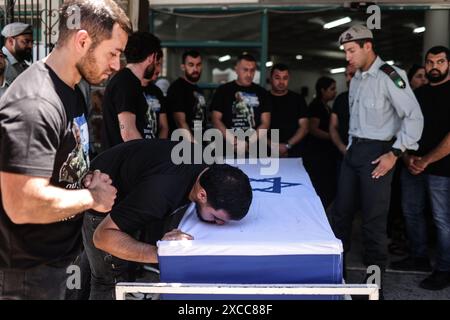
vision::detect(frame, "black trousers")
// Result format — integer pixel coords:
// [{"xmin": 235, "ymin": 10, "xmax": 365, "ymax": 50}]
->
[
  {"xmin": 303, "ymin": 151, "xmax": 338, "ymax": 209},
  {"xmin": 332, "ymin": 139, "xmax": 394, "ymax": 269}
]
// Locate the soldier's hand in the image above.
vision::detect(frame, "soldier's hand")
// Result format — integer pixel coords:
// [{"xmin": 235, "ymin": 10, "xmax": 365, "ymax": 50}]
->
[
  {"xmin": 338, "ymin": 145, "xmax": 347, "ymax": 156},
  {"xmin": 371, "ymin": 151, "xmax": 397, "ymax": 179},
  {"xmin": 162, "ymin": 229, "xmax": 193, "ymax": 241},
  {"xmin": 88, "ymin": 170, "xmax": 117, "ymax": 213}
]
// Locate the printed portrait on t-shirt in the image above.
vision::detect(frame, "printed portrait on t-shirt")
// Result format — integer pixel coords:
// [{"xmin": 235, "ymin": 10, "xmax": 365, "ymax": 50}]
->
[
  {"xmin": 59, "ymin": 115, "xmax": 90, "ymax": 186},
  {"xmin": 144, "ymin": 93, "xmax": 161, "ymax": 139},
  {"xmin": 232, "ymin": 91, "xmax": 258, "ymax": 129},
  {"xmin": 193, "ymin": 91, "xmax": 206, "ymax": 130}
]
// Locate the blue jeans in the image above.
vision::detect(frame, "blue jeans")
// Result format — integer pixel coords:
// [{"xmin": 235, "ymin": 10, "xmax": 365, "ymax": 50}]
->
[{"xmin": 401, "ymin": 168, "xmax": 450, "ymax": 271}]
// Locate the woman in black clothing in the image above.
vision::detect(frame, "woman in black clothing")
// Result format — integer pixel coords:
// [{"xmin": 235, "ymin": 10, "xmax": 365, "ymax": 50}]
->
[{"xmin": 304, "ymin": 77, "xmax": 338, "ymax": 210}]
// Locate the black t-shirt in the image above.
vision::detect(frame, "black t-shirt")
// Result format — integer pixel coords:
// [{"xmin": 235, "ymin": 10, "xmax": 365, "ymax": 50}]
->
[
  {"xmin": 211, "ymin": 81, "xmax": 271, "ymax": 130},
  {"xmin": 331, "ymin": 91, "xmax": 350, "ymax": 145},
  {"xmin": 166, "ymin": 77, "xmax": 206, "ymax": 132},
  {"xmin": 413, "ymin": 81, "xmax": 450, "ymax": 177},
  {"xmin": 306, "ymin": 98, "xmax": 335, "ymax": 154},
  {"xmin": 143, "ymin": 83, "xmax": 167, "ymax": 138},
  {"xmin": 88, "ymin": 139, "xmax": 206, "ymax": 235},
  {"xmin": 269, "ymin": 90, "xmax": 307, "ymax": 143},
  {"xmin": 0, "ymin": 61, "xmax": 90, "ymax": 268},
  {"xmin": 102, "ymin": 68, "xmax": 162, "ymax": 150}
]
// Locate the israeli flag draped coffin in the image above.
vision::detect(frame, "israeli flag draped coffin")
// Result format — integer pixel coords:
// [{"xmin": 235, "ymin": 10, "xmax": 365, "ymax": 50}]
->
[{"xmin": 157, "ymin": 158, "xmax": 343, "ymax": 300}]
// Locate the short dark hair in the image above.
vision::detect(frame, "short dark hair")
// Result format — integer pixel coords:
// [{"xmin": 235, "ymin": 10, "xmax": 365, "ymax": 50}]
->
[
  {"xmin": 271, "ymin": 63, "xmax": 289, "ymax": 76},
  {"xmin": 425, "ymin": 45, "xmax": 450, "ymax": 62},
  {"xmin": 125, "ymin": 32, "xmax": 161, "ymax": 63},
  {"xmin": 237, "ymin": 53, "xmax": 256, "ymax": 64},
  {"xmin": 315, "ymin": 76, "xmax": 335, "ymax": 100},
  {"xmin": 58, "ymin": 0, "xmax": 132, "ymax": 49},
  {"xmin": 182, "ymin": 50, "xmax": 201, "ymax": 64},
  {"xmin": 354, "ymin": 39, "xmax": 375, "ymax": 52},
  {"xmin": 199, "ymin": 164, "xmax": 252, "ymax": 221}
]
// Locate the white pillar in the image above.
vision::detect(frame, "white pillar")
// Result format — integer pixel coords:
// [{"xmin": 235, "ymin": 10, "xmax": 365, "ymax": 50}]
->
[
  {"xmin": 128, "ymin": 0, "xmax": 140, "ymax": 32},
  {"xmin": 423, "ymin": 10, "xmax": 450, "ymax": 60}
]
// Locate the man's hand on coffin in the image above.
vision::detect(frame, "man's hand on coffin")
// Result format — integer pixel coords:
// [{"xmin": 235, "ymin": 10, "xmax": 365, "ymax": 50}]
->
[{"xmin": 162, "ymin": 229, "xmax": 194, "ymax": 241}]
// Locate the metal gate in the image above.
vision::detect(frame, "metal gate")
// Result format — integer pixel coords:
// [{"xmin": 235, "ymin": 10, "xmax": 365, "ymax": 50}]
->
[{"xmin": 0, "ymin": 0, "xmax": 63, "ymax": 60}]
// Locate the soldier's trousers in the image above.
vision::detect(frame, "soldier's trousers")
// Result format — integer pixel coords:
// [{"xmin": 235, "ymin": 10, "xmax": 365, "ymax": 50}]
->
[{"xmin": 332, "ymin": 138, "xmax": 394, "ymax": 270}]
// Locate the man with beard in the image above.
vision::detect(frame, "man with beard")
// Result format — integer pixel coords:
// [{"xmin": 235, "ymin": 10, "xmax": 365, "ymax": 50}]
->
[
  {"xmin": 391, "ymin": 46, "xmax": 450, "ymax": 290},
  {"xmin": 0, "ymin": 0, "xmax": 130, "ymax": 300},
  {"xmin": 102, "ymin": 32, "xmax": 166, "ymax": 150},
  {"xmin": 1, "ymin": 22, "xmax": 33, "ymax": 84},
  {"xmin": 0, "ymin": 52, "xmax": 9, "ymax": 98},
  {"xmin": 332, "ymin": 25, "xmax": 423, "ymax": 296},
  {"xmin": 166, "ymin": 50, "xmax": 206, "ymax": 142},
  {"xmin": 82, "ymin": 139, "xmax": 252, "ymax": 299}
]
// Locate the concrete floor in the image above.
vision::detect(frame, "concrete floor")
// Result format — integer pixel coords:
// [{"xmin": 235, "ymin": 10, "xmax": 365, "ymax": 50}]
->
[{"xmin": 344, "ymin": 215, "xmax": 450, "ymax": 300}]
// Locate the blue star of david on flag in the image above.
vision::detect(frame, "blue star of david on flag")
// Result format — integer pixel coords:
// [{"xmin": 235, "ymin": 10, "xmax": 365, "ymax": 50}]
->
[{"xmin": 250, "ymin": 177, "xmax": 302, "ymax": 194}]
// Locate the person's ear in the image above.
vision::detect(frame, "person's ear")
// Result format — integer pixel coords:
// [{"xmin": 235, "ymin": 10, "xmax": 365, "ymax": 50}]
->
[
  {"xmin": 147, "ymin": 53, "xmax": 155, "ymax": 66},
  {"xmin": 6, "ymin": 37, "xmax": 14, "ymax": 47},
  {"xmin": 73, "ymin": 30, "xmax": 92, "ymax": 55},
  {"xmin": 197, "ymin": 186, "xmax": 208, "ymax": 204},
  {"xmin": 364, "ymin": 41, "xmax": 372, "ymax": 52}
]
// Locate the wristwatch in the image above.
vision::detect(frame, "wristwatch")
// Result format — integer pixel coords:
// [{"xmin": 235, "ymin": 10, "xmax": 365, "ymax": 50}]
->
[
  {"xmin": 390, "ymin": 147, "xmax": 403, "ymax": 157},
  {"xmin": 285, "ymin": 143, "xmax": 292, "ymax": 150}
]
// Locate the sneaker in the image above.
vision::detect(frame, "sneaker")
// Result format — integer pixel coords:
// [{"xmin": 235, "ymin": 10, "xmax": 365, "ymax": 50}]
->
[
  {"xmin": 390, "ymin": 256, "xmax": 432, "ymax": 272},
  {"xmin": 420, "ymin": 270, "xmax": 450, "ymax": 290}
]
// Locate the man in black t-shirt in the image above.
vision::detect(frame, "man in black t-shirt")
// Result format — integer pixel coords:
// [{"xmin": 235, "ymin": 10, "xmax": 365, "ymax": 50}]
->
[
  {"xmin": 268, "ymin": 63, "xmax": 308, "ymax": 158},
  {"xmin": 102, "ymin": 32, "xmax": 168, "ymax": 150},
  {"xmin": 0, "ymin": 0, "xmax": 129, "ymax": 300},
  {"xmin": 211, "ymin": 54, "xmax": 271, "ymax": 155},
  {"xmin": 166, "ymin": 50, "xmax": 206, "ymax": 142},
  {"xmin": 82, "ymin": 139, "xmax": 252, "ymax": 299},
  {"xmin": 391, "ymin": 46, "xmax": 450, "ymax": 290}
]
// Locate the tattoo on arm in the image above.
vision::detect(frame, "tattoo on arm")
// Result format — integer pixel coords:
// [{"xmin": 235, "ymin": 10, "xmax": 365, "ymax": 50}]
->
[{"xmin": 120, "ymin": 123, "xmax": 125, "ymax": 130}]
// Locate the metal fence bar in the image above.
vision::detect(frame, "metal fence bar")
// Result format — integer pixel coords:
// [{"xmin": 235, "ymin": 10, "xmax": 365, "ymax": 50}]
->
[{"xmin": 115, "ymin": 282, "xmax": 379, "ymax": 301}]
